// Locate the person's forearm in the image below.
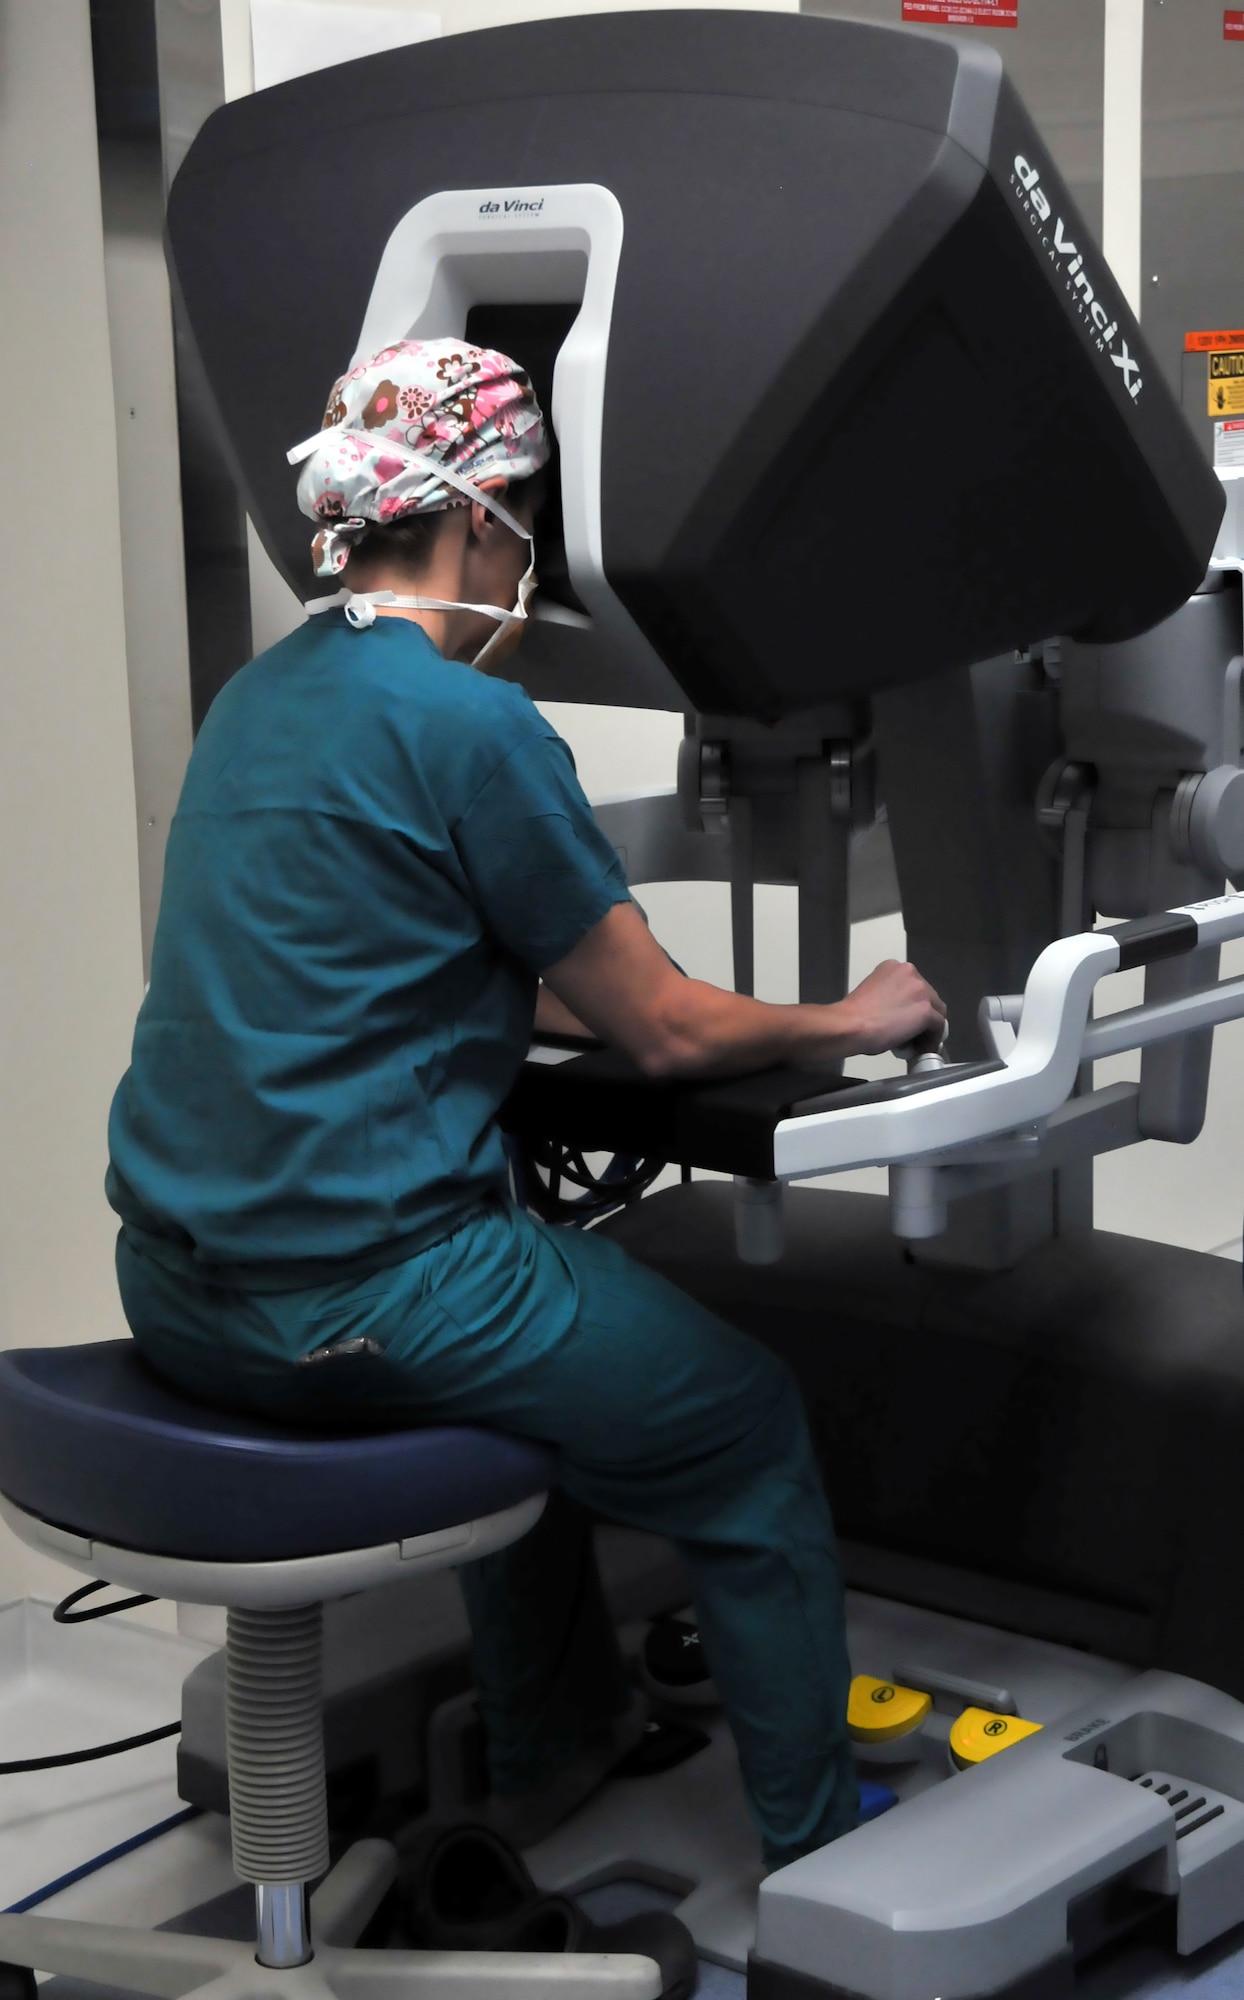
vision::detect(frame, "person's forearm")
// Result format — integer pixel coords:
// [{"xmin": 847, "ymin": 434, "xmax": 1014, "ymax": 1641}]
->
[
  {"xmin": 541, "ymin": 902, "xmax": 945, "ymax": 1075},
  {"xmin": 630, "ymin": 979, "xmax": 863, "ymax": 1078},
  {"xmin": 534, "ymin": 984, "xmax": 595, "ymax": 1039}
]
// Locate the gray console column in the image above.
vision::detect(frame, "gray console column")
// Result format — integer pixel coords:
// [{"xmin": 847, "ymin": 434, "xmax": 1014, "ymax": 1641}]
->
[
  {"xmin": 678, "ymin": 709, "xmax": 876, "ymax": 1011},
  {"xmin": 873, "ymin": 654, "xmax": 1063, "ymax": 1268},
  {"xmin": 1060, "ymin": 574, "xmax": 1244, "ymax": 1145}
]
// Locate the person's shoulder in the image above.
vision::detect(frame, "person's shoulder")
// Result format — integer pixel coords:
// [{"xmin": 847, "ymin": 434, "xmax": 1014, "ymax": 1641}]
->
[
  {"xmin": 402, "ymin": 649, "xmax": 553, "ymax": 760},
  {"xmin": 343, "ymin": 628, "xmax": 562, "ymax": 806},
  {"xmin": 200, "ymin": 619, "xmax": 555, "ymax": 791},
  {"xmin": 450, "ymin": 665, "xmax": 552, "ymax": 746},
  {"xmin": 202, "ymin": 619, "xmax": 328, "ymax": 709}
]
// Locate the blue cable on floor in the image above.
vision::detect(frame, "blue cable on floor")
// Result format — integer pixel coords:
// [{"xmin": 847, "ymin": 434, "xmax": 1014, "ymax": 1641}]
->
[{"xmin": 5, "ymin": 1805, "xmax": 200, "ymax": 1913}]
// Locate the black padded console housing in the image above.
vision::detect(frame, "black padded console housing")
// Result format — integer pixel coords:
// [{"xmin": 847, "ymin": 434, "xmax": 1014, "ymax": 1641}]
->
[
  {"xmin": 503, "ymin": 1049, "xmax": 859, "ymax": 1178},
  {"xmin": 166, "ymin": 11, "xmax": 1221, "ymax": 715},
  {"xmin": 602, "ymin": 1183, "xmax": 1244, "ymax": 1698}
]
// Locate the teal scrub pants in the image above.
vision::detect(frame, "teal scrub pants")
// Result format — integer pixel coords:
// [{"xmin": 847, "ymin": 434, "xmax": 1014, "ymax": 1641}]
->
[{"xmin": 117, "ymin": 1199, "xmax": 857, "ymax": 1865}]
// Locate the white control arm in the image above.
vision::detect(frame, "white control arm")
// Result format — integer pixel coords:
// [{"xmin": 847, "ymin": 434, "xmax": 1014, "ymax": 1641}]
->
[{"xmin": 772, "ymin": 892, "xmax": 1244, "ymax": 1183}]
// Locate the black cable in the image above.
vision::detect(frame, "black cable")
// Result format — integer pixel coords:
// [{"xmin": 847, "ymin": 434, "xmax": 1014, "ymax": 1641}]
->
[
  {"xmin": 7, "ymin": 1580, "xmax": 182, "ymax": 1775},
  {"xmin": 505, "ymin": 1128, "xmax": 667, "ymax": 1225},
  {"xmin": 53, "ymin": 1579, "xmax": 158, "ymax": 1624},
  {"xmin": 0, "ymin": 1721, "xmax": 180, "ymax": 1776},
  {"xmin": 513, "ymin": 1136, "xmax": 665, "ymax": 1225}
]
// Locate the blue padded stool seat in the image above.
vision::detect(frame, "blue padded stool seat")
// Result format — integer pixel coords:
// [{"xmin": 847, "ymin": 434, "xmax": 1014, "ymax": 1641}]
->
[{"xmin": 0, "ymin": 1341, "xmax": 556, "ymax": 1563}]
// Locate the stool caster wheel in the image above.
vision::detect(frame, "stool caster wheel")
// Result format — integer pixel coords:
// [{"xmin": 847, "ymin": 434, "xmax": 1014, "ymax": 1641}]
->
[{"xmin": 0, "ymin": 1962, "xmax": 37, "ymax": 2000}]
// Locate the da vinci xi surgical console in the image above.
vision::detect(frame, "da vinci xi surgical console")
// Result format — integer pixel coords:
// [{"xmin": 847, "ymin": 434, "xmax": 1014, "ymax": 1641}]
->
[{"xmin": 164, "ymin": 13, "xmax": 1244, "ymax": 1998}]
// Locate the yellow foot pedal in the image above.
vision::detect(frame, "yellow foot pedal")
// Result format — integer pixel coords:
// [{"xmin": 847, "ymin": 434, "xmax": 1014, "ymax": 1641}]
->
[
  {"xmin": 849, "ymin": 1675, "xmax": 932, "ymax": 1763},
  {"xmin": 949, "ymin": 1707, "xmax": 1043, "ymax": 1770}
]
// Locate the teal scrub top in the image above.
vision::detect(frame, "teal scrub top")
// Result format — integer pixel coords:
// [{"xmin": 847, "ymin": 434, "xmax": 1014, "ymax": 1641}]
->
[{"xmin": 107, "ymin": 612, "xmax": 630, "ymax": 1283}]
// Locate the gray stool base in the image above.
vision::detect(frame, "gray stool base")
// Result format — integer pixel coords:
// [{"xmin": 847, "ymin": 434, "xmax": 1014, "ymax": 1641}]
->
[
  {"xmin": 0, "ymin": 1491, "xmax": 663, "ymax": 2000},
  {"xmin": 0, "ymin": 1838, "xmax": 662, "ymax": 1996}
]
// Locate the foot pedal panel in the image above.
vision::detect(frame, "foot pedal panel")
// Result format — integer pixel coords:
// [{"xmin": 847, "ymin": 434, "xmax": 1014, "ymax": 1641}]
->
[{"xmin": 751, "ymin": 1673, "xmax": 1244, "ymax": 2000}]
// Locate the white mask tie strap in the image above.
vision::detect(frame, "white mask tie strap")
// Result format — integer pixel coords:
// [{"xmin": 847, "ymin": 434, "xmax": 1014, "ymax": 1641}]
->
[{"xmin": 304, "ymin": 578, "xmax": 534, "ymax": 633}]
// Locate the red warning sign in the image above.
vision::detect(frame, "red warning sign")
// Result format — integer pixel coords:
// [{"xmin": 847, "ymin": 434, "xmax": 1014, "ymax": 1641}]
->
[
  {"xmin": 902, "ymin": 0, "xmax": 1018, "ymax": 23},
  {"xmin": 1226, "ymin": 10, "xmax": 1244, "ymax": 37},
  {"xmin": 1186, "ymin": 329, "xmax": 1244, "ymax": 351}
]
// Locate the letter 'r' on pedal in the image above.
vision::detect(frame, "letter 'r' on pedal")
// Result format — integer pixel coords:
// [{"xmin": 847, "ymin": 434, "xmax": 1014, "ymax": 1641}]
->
[{"xmin": 949, "ymin": 1707, "xmax": 1044, "ymax": 1770}]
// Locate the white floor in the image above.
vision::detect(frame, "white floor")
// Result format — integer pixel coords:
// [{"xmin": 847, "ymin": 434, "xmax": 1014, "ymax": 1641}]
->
[{"xmin": 0, "ymin": 1597, "xmax": 240, "ymax": 1981}]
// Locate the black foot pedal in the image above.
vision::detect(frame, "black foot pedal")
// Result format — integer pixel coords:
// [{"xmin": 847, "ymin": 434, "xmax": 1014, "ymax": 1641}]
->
[
  {"xmin": 614, "ymin": 1716, "xmax": 711, "ymax": 1778},
  {"xmin": 640, "ymin": 1616, "xmax": 719, "ymax": 1708}
]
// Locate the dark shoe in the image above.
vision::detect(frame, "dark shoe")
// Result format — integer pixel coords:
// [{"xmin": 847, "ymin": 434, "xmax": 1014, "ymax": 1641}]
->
[
  {"xmin": 405, "ymin": 1822, "xmax": 542, "ymax": 1951},
  {"xmin": 402, "ymin": 1822, "xmax": 698, "ymax": 1996},
  {"xmin": 496, "ymin": 1890, "xmax": 697, "ymax": 2000}
]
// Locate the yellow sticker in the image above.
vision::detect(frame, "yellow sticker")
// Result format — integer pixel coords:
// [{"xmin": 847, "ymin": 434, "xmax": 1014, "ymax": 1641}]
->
[{"xmin": 1209, "ymin": 351, "xmax": 1244, "ymax": 416}]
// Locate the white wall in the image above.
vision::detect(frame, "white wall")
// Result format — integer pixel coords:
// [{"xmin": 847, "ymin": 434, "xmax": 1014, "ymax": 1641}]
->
[
  {"xmin": 101, "ymin": 145, "xmax": 195, "ymax": 972},
  {"xmin": 0, "ymin": 0, "xmax": 147, "ymax": 1604},
  {"xmin": 221, "ymin": 0, "xmax": 796, "ymax": 96}
]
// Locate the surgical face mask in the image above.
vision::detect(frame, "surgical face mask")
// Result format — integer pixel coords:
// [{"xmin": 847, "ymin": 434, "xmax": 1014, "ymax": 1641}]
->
[{"xmin": 290, "ymin": 427, "xmax": 536, "ymax": 667}]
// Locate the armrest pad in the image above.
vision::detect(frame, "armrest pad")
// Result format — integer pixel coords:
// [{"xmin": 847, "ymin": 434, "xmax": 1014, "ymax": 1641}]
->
[{"xmin": 503, "ymin": 1051, "xmax": 858, "ymax": 1178}]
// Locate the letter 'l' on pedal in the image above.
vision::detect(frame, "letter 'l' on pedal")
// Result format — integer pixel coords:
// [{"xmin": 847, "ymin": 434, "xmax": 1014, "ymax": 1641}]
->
[{"xmin": 848, "ymin": 1674, "xmax": 932, "ymax": 1762}]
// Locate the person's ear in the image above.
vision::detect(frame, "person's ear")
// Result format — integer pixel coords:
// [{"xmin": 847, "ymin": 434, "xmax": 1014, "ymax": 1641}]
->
[{"xmin": 468, "ymin": 477, "xmax": 509, "ymax": 545}]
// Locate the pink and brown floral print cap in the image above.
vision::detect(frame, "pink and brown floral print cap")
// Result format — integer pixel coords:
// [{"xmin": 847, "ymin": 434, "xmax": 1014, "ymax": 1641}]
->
[{"xmin": 291, "ymin": 338, "xmax": 550, "ymax": 578}]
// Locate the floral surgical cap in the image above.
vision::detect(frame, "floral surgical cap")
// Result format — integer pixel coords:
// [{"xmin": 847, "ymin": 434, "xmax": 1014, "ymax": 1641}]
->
[{"xmin": 291, "ymin": 337, "xmax": 550, "ymax": 578}]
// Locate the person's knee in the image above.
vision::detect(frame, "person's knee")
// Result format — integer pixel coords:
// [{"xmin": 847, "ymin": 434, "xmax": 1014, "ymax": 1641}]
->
[
  {"xmin": 737, "ymin": 1342, "xmax": 807, "ymax": 1438},
  {"xmin": 733, "ymin": 1362, "xmax": 830, "ymax": 1516},
  {"xmin": 696, "ymin": 1345, "xmax": 819, "ymax": 1496}
]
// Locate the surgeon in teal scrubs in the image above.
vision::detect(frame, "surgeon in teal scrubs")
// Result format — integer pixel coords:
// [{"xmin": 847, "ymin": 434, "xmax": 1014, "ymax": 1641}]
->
[{"xmin": 108, "ymin": 339, "xmax": 945, "ymax": 1869}]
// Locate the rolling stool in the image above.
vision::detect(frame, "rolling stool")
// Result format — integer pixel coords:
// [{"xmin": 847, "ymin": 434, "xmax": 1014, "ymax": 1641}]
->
[{"xmin": 0, "ymin": 1341, "xmax": 662, "ymax": 2000}]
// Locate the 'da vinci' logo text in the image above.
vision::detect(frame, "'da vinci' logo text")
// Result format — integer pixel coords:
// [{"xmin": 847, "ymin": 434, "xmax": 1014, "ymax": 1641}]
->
[
  {"xmin": 479, "ymin": 197, "xmax": 546, "ymax": 215},
  {"xmin": 1011, "ymin": 155, "xmax": 1142, "ymax": 404}
]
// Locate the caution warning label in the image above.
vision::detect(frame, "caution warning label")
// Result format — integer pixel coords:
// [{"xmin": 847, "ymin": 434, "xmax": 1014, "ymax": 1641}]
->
[
  {"xmin": 1209, "ymin": 351, "xmax": 1244, "ymax": 416},
  {"xmin": 902, "ymin": 0, "xmax": 1018, "ymax": 25},
  {"xmin": 1226, "ymin": 10, "xmax": 1244, "ymax": 39}
]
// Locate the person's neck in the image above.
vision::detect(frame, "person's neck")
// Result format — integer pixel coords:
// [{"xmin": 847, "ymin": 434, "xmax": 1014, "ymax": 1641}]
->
[{"xmin": 345, "ymin": 525, "xmax": 472, "ymax": 658}]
